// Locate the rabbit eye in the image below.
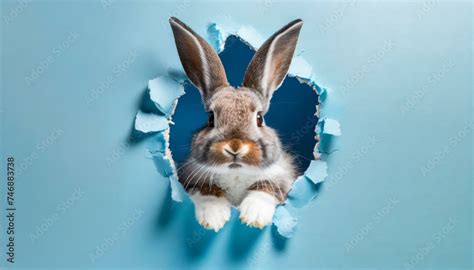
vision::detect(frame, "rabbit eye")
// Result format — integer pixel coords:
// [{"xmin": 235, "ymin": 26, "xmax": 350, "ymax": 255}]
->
[
  {"xmin": 256, "ymin": 112, "xmax": 263, "ymax": 127},
  {"xmin": 208, "ymin": 112, "xmax": 215, "ymax": 127}
]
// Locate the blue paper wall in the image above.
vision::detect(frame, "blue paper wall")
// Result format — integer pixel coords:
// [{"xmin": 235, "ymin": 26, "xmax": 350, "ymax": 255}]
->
[{"xmin": 1, "ymin": 1, "xmax": 472, "ymax": 269}]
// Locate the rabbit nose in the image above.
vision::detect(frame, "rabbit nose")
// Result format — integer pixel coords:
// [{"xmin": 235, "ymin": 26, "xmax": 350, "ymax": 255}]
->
[
  {"xmin": 229, "ymin": 139, "xmax": 243, "ymax": 152},
  {"xmin": 224, "ymin": 148, "xmax": 240, "ymax": 158},
  {"xmin": 223, "ymin": 139, "xmax": 246, "ymax": 157}
]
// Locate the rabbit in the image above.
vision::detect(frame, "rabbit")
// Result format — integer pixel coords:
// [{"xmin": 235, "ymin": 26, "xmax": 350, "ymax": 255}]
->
[{"xmin": 169, "ymin": 17, "xmax": 303, "ymax": 232}]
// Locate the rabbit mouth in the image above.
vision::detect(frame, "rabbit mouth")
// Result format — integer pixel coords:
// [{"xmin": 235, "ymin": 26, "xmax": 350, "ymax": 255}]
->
[
  {"xmin": 228, "ymin": 163, "xmax": 242, "ymax": 169},
  {"xmin": 210, "ymin": 139, "xmax": 263, "ymax": 168}
]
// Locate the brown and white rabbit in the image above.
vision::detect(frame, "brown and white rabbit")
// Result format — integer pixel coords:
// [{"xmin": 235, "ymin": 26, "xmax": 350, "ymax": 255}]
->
[{"xmin": 169, "ymin": 17, "xmax": 303, "ymax": 231}]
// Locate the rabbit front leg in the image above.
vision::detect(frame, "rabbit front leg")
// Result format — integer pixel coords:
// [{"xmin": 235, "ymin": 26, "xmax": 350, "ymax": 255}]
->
[
  {"xmin": 239, "ymin": 180, "xmax": 285, "ymax": 229},
  {"xmin": 189, "ymin": 185, "xmax": 231, "ymax": 232}
]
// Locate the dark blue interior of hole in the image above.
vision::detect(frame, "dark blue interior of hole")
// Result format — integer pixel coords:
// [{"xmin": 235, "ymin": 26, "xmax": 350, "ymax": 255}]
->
[{"xmin": 169, "ymin": 35, "xmax": 319, "ymax": 173}]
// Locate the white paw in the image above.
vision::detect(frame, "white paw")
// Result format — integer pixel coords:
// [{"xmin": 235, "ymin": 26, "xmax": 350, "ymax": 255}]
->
[
  {"xmin": 191, "ymin": 193, "xmax": 231, "ymax": 232},
  {"xmin": 239, "ymin": 191, "xmax": 278, "ymax": 229}
]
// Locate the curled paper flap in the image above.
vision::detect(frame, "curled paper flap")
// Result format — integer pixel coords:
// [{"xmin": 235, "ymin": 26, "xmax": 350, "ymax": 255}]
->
[
  {"xmin": 304, "ymin": 160, "xmax": 328, "ymax": 184},
  {"xmin": 287, "ymin": 175, "xmax": 321, "ymax": 208},
  {"xmin": 169, "ymin": 174, "xmax": 187, "ymax": 202},
  {"xmin": 273, "ymin": 205, "xmax": 298, "ymax": 238},
  {"xmin": 134, "ymin": 111, "xmax": 168, "ymax": 133},
  {"xmin": 145, "ymin": 131, "xmax": 167, "ymax": 154},
  {"xmin": 322, "ymin": 118, "xmax": 342, "ymax": 136},
  {"xmin": 148, "ymin": 76, "xmax": 185, "ymax": 117},
  {"xmin": 235, "ymin": 26, "xmax": 265, "ymax": 49}
]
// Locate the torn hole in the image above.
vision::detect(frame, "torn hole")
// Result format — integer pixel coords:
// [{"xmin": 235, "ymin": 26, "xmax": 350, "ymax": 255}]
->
[{"xmin": 134, "ymin": 22, "xmax": 341, "ymax": 238}]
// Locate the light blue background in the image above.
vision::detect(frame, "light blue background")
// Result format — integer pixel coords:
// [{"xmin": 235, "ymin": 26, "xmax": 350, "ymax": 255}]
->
[{"xmin": 1, "ymin": 0, "xmax": 472, "ymax": 269}]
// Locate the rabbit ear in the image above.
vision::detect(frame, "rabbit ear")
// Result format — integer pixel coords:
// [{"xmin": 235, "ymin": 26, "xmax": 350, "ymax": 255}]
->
[
  {"xmin": 242, "ymin": 19, "xmax": 303, "ymax": 112},
  {"xmin": 169, "ymin": 17, "xmax": 229, "ymax": 103}
]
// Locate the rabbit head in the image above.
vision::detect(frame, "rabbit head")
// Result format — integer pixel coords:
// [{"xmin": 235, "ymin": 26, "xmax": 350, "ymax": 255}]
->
[{"xmin": 169, "ymin": 17, "xmax": 303, "ymax": 172}]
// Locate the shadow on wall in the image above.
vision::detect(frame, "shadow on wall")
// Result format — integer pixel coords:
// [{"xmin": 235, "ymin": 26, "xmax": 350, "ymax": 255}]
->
[
  {"xmin": 153, "ymin": 185, "xmax": 289, "ymax": 264},
  {"xmin": 133, "ymin": 35, "xmax": 319, "ymax": 260}
]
